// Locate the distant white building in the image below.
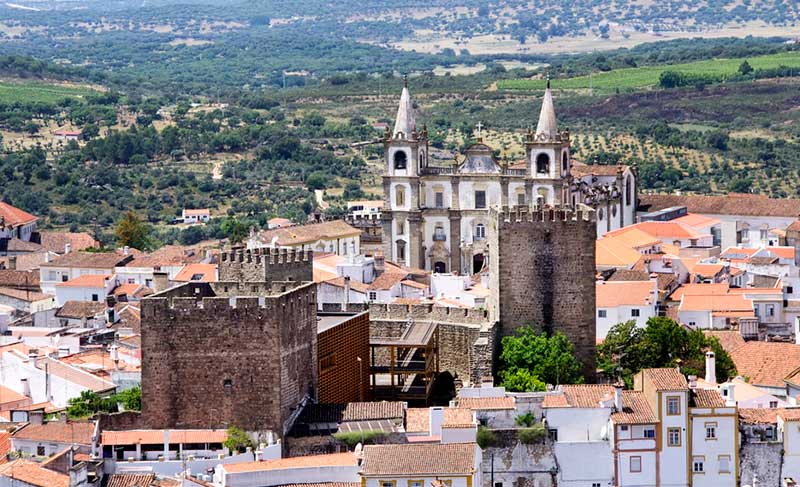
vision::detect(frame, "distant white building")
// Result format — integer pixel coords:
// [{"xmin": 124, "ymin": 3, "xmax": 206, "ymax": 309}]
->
[
  {"xmin": 595, "ymin": 279, "xmax": 658, "ymax": 338},
  {"xmin": 182, "ymin": 208, "xmax": 211, "ymax": 224}
]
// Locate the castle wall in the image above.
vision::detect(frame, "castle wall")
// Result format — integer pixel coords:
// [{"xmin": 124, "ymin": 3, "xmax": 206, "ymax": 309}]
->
[
  {"xmin": 369, "ymin": 303, "xmax": 495, "ymax": 387},
  {"xmin": 489, "ymin": 206, "xmax": 597, "ymax": 379},
  {"xmin": 218, "ymin": 248, "xmax": 312, "ymax": 285},
  {"xmin": 141, "ymin": 281, "xmax": 317, "ymax": 435}
]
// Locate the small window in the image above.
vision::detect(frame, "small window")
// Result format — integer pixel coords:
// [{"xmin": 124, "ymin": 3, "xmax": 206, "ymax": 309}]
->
[
  {"xmin": 643, "ymin": 428, "xmax": 655, "ymax": 438},
  {"xmin": 667, "ymin": 396, "xmax": 681, "ymax": 415},
  {"xmin": 693, "ymin": 457, "xmax": 704, "ymax": 473},
  {"xmin": 435, "ymin": 191, "xmax": 444, "ymax": 208},
  {"xmin": 548, "ymin": 429, "xmax": 558, "ymax": 442},
  {"xmin": 381, "ymin": 482, "xmax": 396, "ymax": 487},
  {"xmin": 517, "ymin": 192, "xmax": 525, "ymax": 206},
  {"xmin": 630, "ymin": 456, "xmax": 641, "ymax": 473},
  {"xmin": 766, "ymin": 426, "xmax": 775, "ymax": 440},
  {"xmin": 475, "ymin": 223, "xmax": 486, "ymax": 241},
  {"xmin": 620, "ymin": 425, "xmax": 628, "ymax": 431},
  {"xmin": 396, "ymin": 240, "xmax": 406, "ymax": 261},
  {"xmin": 223, "ymin": 379, "xmax": 232, "ymax": 394},
  {"xmin": 408, "ymin": 482, "xmax": 423, "ymax": 487},
  {"xmin": 396, "ymin": 186, "xmax": 406, "ymax": 207},
  {"xmin": 631, "ymin": 308, "xmax": 640, "ymax": 317},
  {"xmin": 598, "ymin": 208, "xmax": 604, "ymax": 221},
  {"xmin": 434, "ymin": 226, "xmax": 446, "ymax": 241},
  {"xmin": 788, "ymin": 286, "xmax": 794, "ymax": 294},
  {"xmin": 668, "ymin": 427, "xmax": 681, "ymax": 447},
  {"xmin": 394, "ymin": 151, "xmax": 407, "ymax": 170},
  {"xmin": 368, "ymin": 291, "xmax": 377, "ymax": 301},
  {"xmin": 36, "ymin": 446, "xmax": 45, "ymax": 456},
  {"xmin": 91, "ymin": 294, "xmax": 99, "ymax": 302},
  {"xmin": 705, "ymin": 423, "xmax": 716, "ymax": 439},
  {"xmin": 767, "ymin": 304, "xmax": 775, "ymax": 317},
  {"xmin": 689, "ymin": 321, "xmax": 697, "ymax": 327},
  {"xmin": 475, "ymin": 190, "xmax": 486, "ymax": 209},
  {"xmin": 719, "ymin": 455, "xmax": 731, "ymax": 473},
  {"xmin": 592, "ymin": 484, "xmax": 601, "ymax": 487},
  {"xmin": 598, "ymin": 310, "xmax": 607, "ymax": 318},
  {"xmin": 770, "ymin": 401, "xmax": 778, "ymax": 408},
  {"xmin": 61, "ymin": 275, "xmax": 69, "ymax": 282},
  {"xmin": 496, "ymin": 483, "xmax": 504, "ymax": 487},
  {"xmin": 562, "ymin": 152, "xmax": 568, "ymax": 173},
  {"xmin": 320, "ymin": 354, "xmax": 337, "ymax": 371},
  {"xmin": 760, "ymin": 229, "xmax": 768, "ymax": 240}
]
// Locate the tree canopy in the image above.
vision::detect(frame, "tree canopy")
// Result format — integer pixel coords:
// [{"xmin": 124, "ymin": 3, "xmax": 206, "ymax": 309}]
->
[
  {"xmin": 499, "ymin": 327, "xmax": 584, "ymax": 392},
  {"xmin": 115, "ymin": 211, "xmax": 152, "ymax": 251},
  {"xmin": 597, "ymin": 317, "xmax": 737, "ymax": 387}
]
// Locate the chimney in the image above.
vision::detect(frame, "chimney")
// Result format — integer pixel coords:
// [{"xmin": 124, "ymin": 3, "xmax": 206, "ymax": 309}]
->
[
  {"xmin": 123, "ymin": 246, "xmax": 130, "ymax": 255},
  {"xmin": 64, "ymin": 243, "xmax": 71, "ymax": 254},
  {"xmin": 8, "ymin": 256, "xmax": 16, "ymax": 270},
  {"xmin": 44, "ymin": 252, "xmax": 51, "ymax": 263},
  {"xmin": 20, "ymin": 377, "xmax": 31, "ymax": 398},
  {"xmin": 29, "ymin": 410, "xmax": 44, "ymax": 425},
  {"xmin": 688, "ymin": 375, "xmax": 698, "ymax": 389},
  {"xmin": 784, "ymin": 477, "xmax": 797, "ymax": 487},
  {"xmin": 59, "ymin": 411, "xmax": 67, "ymax": 423},
  {"xmin": 342, "ymin": 276, "xmax": 351, "ymax": 312},
  {"xmin": 153, "ymin": 272, "xmax": 169, "ymax": 293},
  {"xmin": 722, "ymin": 383, "xmax": 736, "ymax": 407},
  {"xmin": 429, "ymin": 407, "xmax": 444, "ymax": 436},
  {"xmin": 613, "ymin": 382, "xmax": 623, "ymax": 411},
  {"xmin": 28, "ymin": 349, "xmax": 39, "ymax": 368},
  {"xmin": 374, "ymin": 254, "xmax": 385, "ymax": 274},
  {"xmin": 705, "ymin": 351, "xmax": 716, "ymax": 384}
]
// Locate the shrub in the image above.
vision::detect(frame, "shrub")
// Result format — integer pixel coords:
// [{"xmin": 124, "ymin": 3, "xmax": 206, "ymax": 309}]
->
[
  {"xmin": 476, "ymin": 426, "xmax": 497, "ymax": 449},
  {"xmin": 332, "ymin": 430, "xmax": 386, "ymax": 449},
  {"xmin": 518, "ymin": 424, "xmax": 547, "ymax": 444},
  {"xmin": 224, "ymin": 426, "xmax": 254, "ymax": 453},
  {"xmin": 515, "ymin": 411, "xmax": 536, "ymax": 427}
]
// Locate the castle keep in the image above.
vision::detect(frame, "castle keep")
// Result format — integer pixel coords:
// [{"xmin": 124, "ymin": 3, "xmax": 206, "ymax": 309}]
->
[
  {"xmin": 140, "ymin": 248, "xmax": 316, "ymax": 436},
  {"xmin": 489, "ymin": 205, "xmax": 597, "ymax": 377}
]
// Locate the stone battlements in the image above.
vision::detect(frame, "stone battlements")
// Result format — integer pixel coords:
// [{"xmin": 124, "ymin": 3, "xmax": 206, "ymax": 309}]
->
[
  {"xmin": 220, "ymin": 247, "xmax": 312, "ymax": 265},
  {"xmin": 369, "ymin": 303, "xmax": 489, "ymax": 325},
  {"xmin": 492, "ymin": 204, "xmax": 595, "ymax": 223}
]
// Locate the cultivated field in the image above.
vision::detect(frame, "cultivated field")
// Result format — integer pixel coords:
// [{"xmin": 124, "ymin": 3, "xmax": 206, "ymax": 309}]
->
[{"xmin": 0, "ymin": 80, "xmax": 98, "ymax": 104}]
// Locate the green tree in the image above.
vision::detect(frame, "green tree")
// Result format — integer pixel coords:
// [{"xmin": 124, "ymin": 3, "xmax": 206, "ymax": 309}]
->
[
  {"xmin": 739, "ymin": 60, "xmax": 754, "ymax": 75},
  {"xmin": 115, "ymin": 211, "xmax": 152, "ymax": 251},
  {"xmin": 224, "ymin": 426, "xmax": 254, "ymax": 453},
  {"xmin": 115, "ymin": 387, "xmax": 141, "ymax": 411},
  {"xmin": 342, "ymin": 182, "xmax": 364, "ymax": 200},
  {"xmin": 221, "ymin": 217, "xmax": 249, "ymax": 244},
  {"xmin": 499, "ymin": 327, "xmax": 584, "ymax": 391},
  {"xmin": 597, "ymin": 317, "xmax": 736, "ymax": 386},
  {"xmin": 306, "ymin": 171, "xmax": 327, "ymax": 191}
]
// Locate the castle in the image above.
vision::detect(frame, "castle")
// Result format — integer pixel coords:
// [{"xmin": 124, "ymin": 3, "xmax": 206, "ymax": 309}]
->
[
  {"xmin": 381, "ymin": 80, "xmax": 637, "ymax": 274},
  {"xmin": 140, "ymin": 248, "xmax": 317, "ymax": 436}
]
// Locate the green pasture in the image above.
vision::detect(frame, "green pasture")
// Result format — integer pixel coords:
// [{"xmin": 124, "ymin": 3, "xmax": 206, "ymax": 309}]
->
[{"xmin": 0, "ymin": 80, "xmax": 97, "ymax": 104}]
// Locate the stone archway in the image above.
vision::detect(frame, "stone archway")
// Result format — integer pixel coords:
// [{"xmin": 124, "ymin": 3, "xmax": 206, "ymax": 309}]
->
[{"xmin": 434, "ymin": 261, "xmax": 447, "ymax": 273}]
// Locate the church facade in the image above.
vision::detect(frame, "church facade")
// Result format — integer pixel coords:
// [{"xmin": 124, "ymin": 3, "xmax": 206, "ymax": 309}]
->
[{"xmin": 381, "ymin": 81, "xmax": 637, "ymax": 274}]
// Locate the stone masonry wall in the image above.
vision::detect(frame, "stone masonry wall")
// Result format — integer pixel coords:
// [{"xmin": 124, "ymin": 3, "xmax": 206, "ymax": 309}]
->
[
  {"xmin": 369, "ymin": 303, "xmax": 495, "ymax": 387},
  {"xmin": 489, "ymin": 206, "xmax": 597, "ymax": 379},
  {"xmin": 219, "ymin": 248, "xmax": 313, "ymax": 285},
  {"xmin": 141, "ymin": 282, "xmax": 317, "ymax": 435}
]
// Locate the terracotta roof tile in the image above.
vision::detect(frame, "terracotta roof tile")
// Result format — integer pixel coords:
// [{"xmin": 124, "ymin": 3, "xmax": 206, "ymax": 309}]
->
[
  {"xmin": 321, "ymin": 276, "xmax": 369, "ymax": 294},
  {"xmin": 101, "ymin": 429, "xmax": 227, "ymax": 446},
  {"xmin": 680, "ymin": 294, "xmax": 753, "ymax": 314},
  {"xmin": 257, "ymin": 220, "xmax": 360, "ymax": 247},
  {"xmin": 56, "ymin": 300, "xmax": 106, "ymax": 319},
  {"xmin": 543, "ymin": 384, "xmax": 615, "ymax": 409},
  {"xmin": 442, "ymin": 408, "xmax": 475, "ymax": 428},
  {"xmin": 703, "ymin": 331, "xmax": 746, "ymax": 354},
  {"xmin": 611, "ymin": 391, "xmax": 657, "ymax": 424},
  {"xmin": 0, "ymin": 238, "xmax": 41, "ymax": 253},
  {"xmin": 12, "ymin": 421, "xmax": 95, "ymax": 445},
  {"xmin": 341, "ymin": 402, "xmax": 404, "ymax": 422},
  {"xmin": 0, "ymin": 270, "xmax": 40, "ymax": 289},
  {"xmin": 56, "ymin": 274, "xmax": 111, "ymax": 288},
  {"xmin": 0, "ymin": 202, "xmax": 38, "ymax": 227},
  {"xmin": 596, "ymin": 281, "xmax": 656, "ymax": 307},
  {"xmin": 173, "ymin": 263, "xmax": 216, "ymax": 282},
  {"xmin": 571, "ymin": 162, "xmax": 628, "ymax": 177},
  {"xmin": 739, "ymin": 408, "xmax": 781, "ymax": 424},
  {"xmin": 0, "ymin": 459, "xmax": 69, "ymax": 487},
  {"xmin": 596, "ymin": 238, "xmax": 645, "ymax": 268},
  {"xmin": 107, "ymin": 473, "xmax": 157, "ymax": 487},
  {"xmin": 368, "ymin": 271, "xmax": 408, "ymax": 291},
  {"xmin": 643, "ymin": 368, "xmax": 688, "ymax": 390},
  {"xmin": 691, "ymin": 388, "xmax": 726, "ymax": 408},
  {"xmin": 0, "ymin": 432, "xmax": 10, "ymax": 464},
  {"xmin": 361, "ymin": 443, "xmax": 476, "ymax": 476},
  {"xmin": 640, "ymin": 193, "xmax": 800, "ymax": 218},
  {"xmin": 38, "ymin": 232, "xmax": 99, "ymax": 254},
  {"xmin": 457, "ymin": 396, "xmax": 515, "ymax": 410},
  {"xmin": 223, "ymin": 452, "xmax": 356, "ymax": 473},
  {"xmin": 0, "ymin": 287, "xmax": 51, "ymax": 302},
  {"xmin": 40, "ymin": 251, "xmax": 133, "ymax": 269},
  {"xmin": 730, "ymin": 342, "xmax": 800, "ymax": 388},
  {"xmin": 0, "ymin": 252, "xmax": 53, "ymax": 272}
]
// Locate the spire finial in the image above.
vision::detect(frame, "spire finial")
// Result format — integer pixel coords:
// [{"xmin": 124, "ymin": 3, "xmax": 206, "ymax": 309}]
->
[
  {"xmin": 403, "ymin": 74, "xmax": 408, "ymax": 88},
  {"xmin": 546, "ymin": 71, "xmax": 551, "ymax": 90}
]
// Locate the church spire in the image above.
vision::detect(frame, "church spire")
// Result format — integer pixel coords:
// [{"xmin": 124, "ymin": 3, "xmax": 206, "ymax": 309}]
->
[
  {"xmin": 535, "ymin": 78, "xmax": 558, "ymax": 139},
  {"xmin": 393, "ymin": 78, "xmax": 416, "ymax": 139}
]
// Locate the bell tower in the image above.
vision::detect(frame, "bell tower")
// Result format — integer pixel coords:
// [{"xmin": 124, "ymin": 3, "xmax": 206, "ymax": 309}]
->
[
  {"xmin": 525, "ymin": 79, "xmax": 571, "ymax": 207},
  {"xmin": 382, "ymin": 78, "xmax": 428, "ymax": 268}
]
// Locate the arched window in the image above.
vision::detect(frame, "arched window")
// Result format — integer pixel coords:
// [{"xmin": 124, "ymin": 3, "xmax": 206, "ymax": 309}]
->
[
  {"xmin": 434, "ymin": 261, "xmax": 447, "ymax": 273},
  {"xmin": 625, "ymin": 175, "xmax": 633, "ymax": 206},
  {"xmin": 396, "ymin": 186, "xmax": 405, "ymax": 207},
  {"xmin": 562, "ymin": 152, "xmax": 568, "ymax": 173},
  {"xmin": 394, "ymin": 151, "xmax": 407, "ymax": 170},
  {"xmin": 536, "ymin": 153, "xmax": 550, "ymax": 174},
  {"xmin": 475, "ymin": 223, "xmax": 486, "ymax": 241}
]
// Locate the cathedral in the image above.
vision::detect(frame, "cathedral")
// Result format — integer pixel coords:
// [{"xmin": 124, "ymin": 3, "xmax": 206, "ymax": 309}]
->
[{"xmin": 381, "ymin": 80, "xmax": 638, "ymax": 274}]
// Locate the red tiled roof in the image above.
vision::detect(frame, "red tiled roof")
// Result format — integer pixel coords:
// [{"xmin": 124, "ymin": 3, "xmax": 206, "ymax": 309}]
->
[
  {"xmin": 173, "ymin": 263, "xmax": 216, "ymax": 283},
  {"xmin": 361, "ymin": 443, "xmax": 476, "ymax": 476},
  {"xmin": 0, "ymin": 432, "xmax": 10, "ymax": 465},
  {"xmin": 0, "ymin": 270, "xmax": 40, "ymax": 289},
  {"xmin": 101, "ymin": 429, "xmax": 227, "ymax": 446},
  {"xmin": 107, "ymin": 473, "xmax": 156, "ymax": 487},
  {"xmin": 643, "ymin": 368, "xmax": 688, "ymax": 390},
  {"xmin": 457, "ymin": 396, "xmax": 515, "ymax": 410},
  {"xmin": 691, "ymin": 388, "xmax": 726, "ymax": 408},
  {"xmin": 257, "ymin": 220, "xmax": 360, "ymax": 246},
  {"xmin": 0, "ymin": 459, "xmax": 69, "ymax": 487},
  {"xmin": 730, "ymin": 342, "xmax": 800, "ymax": 388},
  {"xmin": 223, "ymin": 452, "xmax": 356, "ymax": 473},
  {"xmin": 56, "ymin": 274, "xmax": 111, "ymax": 288},
  {"xmin": 12, "ymin": 421, "xmax": 95, "ymax": 445},
  {"xmin": 341, "ymin": 402, "xmax": 404, "ymax": 421},
  {"xmin": 0, "ymin": 202, "xmax": 38, "ymax": 227},
  {"xmin": 596, "ymin": 281, "xmax": 655, "ymax": 307},
  {"xmin": 0, "ymin": 287, "xmax": 51, "ymax": 303},
  {"xmin": 56, "ymin": 300, "xmax": 106, "ymax": 319},
  {"xmin": 38, "ymin": 232, "xmax": 99, "ymax": 254},
  {"xmin": 611, "ymin": 391, "xmax": 658, "ymax": 424},
  {"xmin": 640, "ymin": 193, "xmax": 800, "ymax": 218},
  {"xmin": 41, "ymin": 251, "xmax": 132, "ymax": 269},
  {"xmin": 543, "ymin": 384, "xmax": 614, "ymax": 408},
  {"xmin": 703, "ymin": 331, "xmax": 746, "ymax": 354}
]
